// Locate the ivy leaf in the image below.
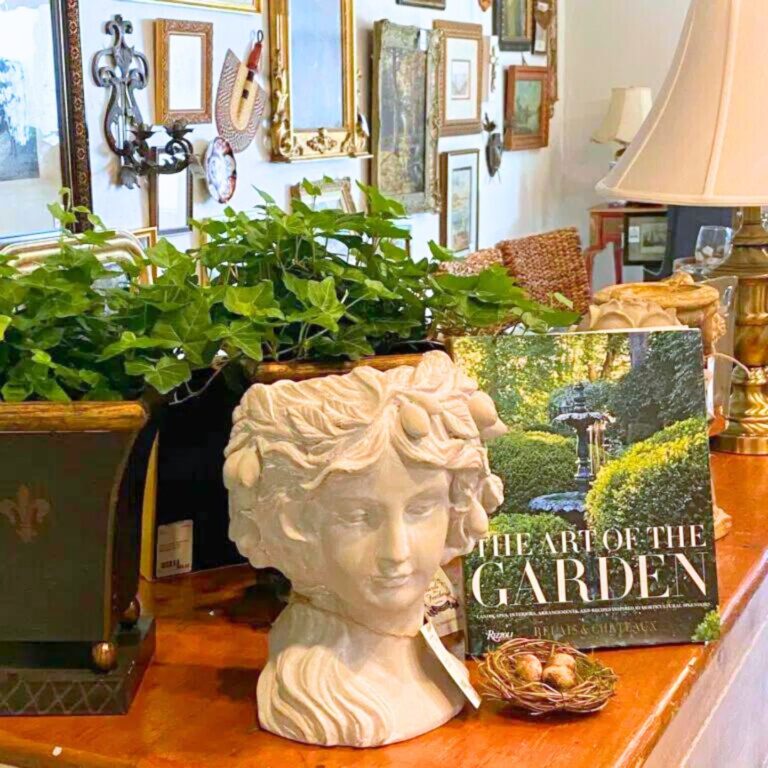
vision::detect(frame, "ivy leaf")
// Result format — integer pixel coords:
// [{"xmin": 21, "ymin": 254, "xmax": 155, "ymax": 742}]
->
[
  {"xmin": 33, "ymin": 377, "xmax": 71, "ymax": 402},
  {"xmin": 143, "ymin": 357, "xmax": 192, "ymax": 394},
  {"xmin": 307, "ymin": 277, "xmax": 343, "ymax": 313},
  {"xmin": 1, "ymin": 381, "xmax": 32, "ymax": 402},
  {"xmin": 226, "ymin": 320, "xmax": 265, "ymax": 362},
  {"xmin": 99, "ymin": 331, "xmax": 178, "ymax": 361},
  {"xmin": 428, "ymin": 241, "xmax": 455, "ymax": 263},
  {"xmin": 0, "ymin": 315, "xmax": 12, "ymax": 340},
  {"xmin": 223, "ymin": 284, "xmax": 283, "ymax": 320}
]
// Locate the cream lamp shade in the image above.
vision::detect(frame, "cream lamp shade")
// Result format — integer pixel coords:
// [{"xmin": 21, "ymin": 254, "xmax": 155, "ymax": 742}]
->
[
  {"xmin": 597, "ymin": 0, "xmax": 768, "ymax": 206},
  {"xmin": 592, "ymin": 87, "xmax": 653, "ymax": 146}
]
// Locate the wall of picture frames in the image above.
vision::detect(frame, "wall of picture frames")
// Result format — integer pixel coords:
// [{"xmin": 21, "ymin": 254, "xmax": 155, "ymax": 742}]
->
[{"xmin": 0, "ymin": 0, "xmax": 690, "ymax": 284}]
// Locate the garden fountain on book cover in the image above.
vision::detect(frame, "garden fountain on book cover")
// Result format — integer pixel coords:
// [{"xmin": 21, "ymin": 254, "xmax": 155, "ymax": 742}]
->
[{"xmin": 528, "ymin": 382, "xmax": 613, "ymax": 528}]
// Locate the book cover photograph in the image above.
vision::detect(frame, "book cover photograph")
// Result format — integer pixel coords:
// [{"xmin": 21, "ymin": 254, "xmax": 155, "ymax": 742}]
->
[{"xmin": 452, "ymin": 330, "xmax": 719, "ymax": 654}]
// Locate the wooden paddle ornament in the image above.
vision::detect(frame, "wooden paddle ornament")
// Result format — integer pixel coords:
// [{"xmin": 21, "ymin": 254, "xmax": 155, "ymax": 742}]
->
[{"xmin": 215, "ymin": 32, "xmax": 267, "ymax": 153}]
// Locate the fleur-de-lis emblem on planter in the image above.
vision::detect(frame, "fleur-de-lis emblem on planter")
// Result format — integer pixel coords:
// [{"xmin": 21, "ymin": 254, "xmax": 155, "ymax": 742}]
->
[{"xmin": 0, "ymin": 486, "xmax": 50, "ymax": 543}]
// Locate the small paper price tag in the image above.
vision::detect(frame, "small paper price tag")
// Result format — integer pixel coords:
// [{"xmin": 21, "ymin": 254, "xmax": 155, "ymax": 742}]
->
[
  {"xmin": 537, "ymin": 1, "xmax": 550, "ymax": 10},
  {"xmin": 420, "ymin": 620, "xmax": 482, "ymax": 709}
]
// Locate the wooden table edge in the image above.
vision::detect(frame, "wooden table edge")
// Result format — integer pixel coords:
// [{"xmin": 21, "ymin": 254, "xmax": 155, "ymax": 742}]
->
[{"xmin": 614, "ymin": 549, "xmax": 768, "ymax": 767}]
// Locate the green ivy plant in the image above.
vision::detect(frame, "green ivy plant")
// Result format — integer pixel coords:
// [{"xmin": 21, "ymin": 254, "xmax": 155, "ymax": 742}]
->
[
  {"xmin": 194, "ymin": 180, "xmax": 578, "ymax": 364},
  {"xmin": 0, "ymin": 184, "xmax": 578, "ymax": 403}
]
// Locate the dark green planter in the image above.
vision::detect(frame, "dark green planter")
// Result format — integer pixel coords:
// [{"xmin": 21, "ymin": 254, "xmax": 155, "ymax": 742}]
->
[{"xmin": 0, "ymin": 401, "xmax": 158, "ymax": 714}]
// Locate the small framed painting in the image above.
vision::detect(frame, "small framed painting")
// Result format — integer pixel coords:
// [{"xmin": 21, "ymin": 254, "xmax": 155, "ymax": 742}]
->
[
  {"xmin": 155, "ymin": 20, "xmax": 213, "ymax": 125},
  {"xmin": 624, "ymin": 213, "xmax": 669, "ymax": 266},
  {"xmin": 495, "ymin": 0, "xmax": 533, "ymax": 52},
  {"xmin": 504, "ymin": 65, "xmax": 550, "ymax": 150},
  {"xmin": 291, "ymin": 178, "xmax": 356, "ymax": 212},
  {"xmin": 441, "ymin": 150, "xmax": 480, "ymax": 259},
  {"xmin": 149, "ymin": 163, "xmax": 194, "ymax": 237},
  {"xmin": 131, "ymin": 227, "xmax": 158, "ymax": 253},
  {"xmin": 396, "ymin": 0, "xmax": 446, "ymax": 7},
  {"xmin": 434, "ymin": 21, "xmax": 483, "ymax": 136}
]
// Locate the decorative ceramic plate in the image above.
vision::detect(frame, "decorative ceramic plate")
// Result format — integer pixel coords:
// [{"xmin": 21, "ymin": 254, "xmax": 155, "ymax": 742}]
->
[{"xmin": 204, "ymin": 137, "xmax": 237, "ymax": 204}]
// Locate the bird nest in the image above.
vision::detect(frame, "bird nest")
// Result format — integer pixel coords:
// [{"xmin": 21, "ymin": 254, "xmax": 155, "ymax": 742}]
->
[{"xmin": 478, "ymin": 639, "xmax": 617, "ymax": 715}]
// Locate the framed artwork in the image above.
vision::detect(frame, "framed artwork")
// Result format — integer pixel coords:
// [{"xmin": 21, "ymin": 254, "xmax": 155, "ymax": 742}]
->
[
  {"xmin": 371, "ymin": 21, "xmax": 441, "ymax": 215},
  {"xmin": 291, "ymin": 178, "xmax": 356, "ymax": 213},
  {"xmin": 0, "ymin": 0, "xmax": 91, "ymax": 240},
  {"xmin": 269, "ymin": 0, "xmax": 367, "ymax": 162},
  {"xmin": 0, "ymin": 232, "xmax": 151, "ymax": 284},
  {"xmin": 396, "ymin": 0, "xmax": 446, "ymax": 7},
  {"xmin": 149, "ymin": 160, "xmax": 194, "ymax": 237},
  {"xmin": 434, "ymin": 21, "xmax": 483, "ymax": 137},
  {"xmin": 131, "ymin": 227, "xmax": 158, "ymax": 253},
  {"xmin": 154, "ymin": 20, "xmax": 213, "ymax": 125},
  {"xmin": 504, "ymin": 65, "xmax": 550, "ymax": 151},
  {"xmin": 494, "ymin": 0, "xmax": 533, "ymax": 52},
  {"xmin": 624, "ymin": 213, "xmax": 669, "ymax": 267},
  {"xmin": 441, "ymin": 150, "xmax": 480, "ymax": 259},
  {"xmin": 130, "ymin": 0, "xmax": 260, "ymax": 11}
]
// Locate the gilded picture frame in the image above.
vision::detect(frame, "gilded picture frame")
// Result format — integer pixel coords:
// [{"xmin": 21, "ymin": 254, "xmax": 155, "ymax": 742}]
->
[
  {"xmin": 291, "ymin": 178, "xmax": 357, "ymax": 213},
  {"xmin": 494, "ymin": 0, "xmax": 533, "ymax": 52},
  {"xmin": 134, "ymin": 0, "xmax": 260, "ymax": 12},
  {"xmin": 434, "ymin": 20, "xmax": 484, "ymax": 137},
  {"xmin": 154, "ymin": 20, "xmax": 214, "ymax": 126},
  {"xmin": 268, "ymin": 0, "xmax": 368, "ymax": 162},
  {"xmin": 371, "ymin": 20, "xmax": 442, "ymax": 215},
  {"xmin": 504, "ymin": 65, "xmax": 550, "ymax": 151}
]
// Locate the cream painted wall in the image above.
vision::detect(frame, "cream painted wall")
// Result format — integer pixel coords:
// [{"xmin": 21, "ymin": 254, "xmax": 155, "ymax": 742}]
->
[
  {"xmin": 78, "ymin": 0, "xmax": 564, "ymax": 260},
  {"xmin": 556, "ymin": 0, "xmax": 691, "ymax": 289}
]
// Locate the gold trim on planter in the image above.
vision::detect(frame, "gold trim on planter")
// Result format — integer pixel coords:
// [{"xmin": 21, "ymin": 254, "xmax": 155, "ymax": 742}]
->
[
  {"xmin": 268, "ymin": 0, "xmax": 368, "ymax": 162},
  {"xmin": 0, "ymin": 402, "xmax": 148, "ymax": 433},
  {"xmin": 154, "ymin": 20, "xmax": 214, "ymax": 125},
  {"xmin": 434, "ymin": 20, "xmax": 484, "ymax": 137}
]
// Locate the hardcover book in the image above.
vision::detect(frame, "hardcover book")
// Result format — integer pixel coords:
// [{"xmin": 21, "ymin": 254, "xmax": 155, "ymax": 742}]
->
[{"xmin": 452, "ymin": 330, "xmax": 719, "ymax": 653}]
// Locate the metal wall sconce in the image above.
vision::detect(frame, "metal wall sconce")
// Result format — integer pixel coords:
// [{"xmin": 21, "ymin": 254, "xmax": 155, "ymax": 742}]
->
[{"xmin": 92, "ymin": 16, "xmax": 194, "ymax": 189}]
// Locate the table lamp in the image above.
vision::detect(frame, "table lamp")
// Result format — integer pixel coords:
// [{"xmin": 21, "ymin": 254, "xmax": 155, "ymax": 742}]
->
[
  {"xmin": 592, "ymin": 86, "xmax": 653, "ymax": 160},
  {"xmin": 597, "ymin": 0, "xmax": 768, "ymax": 456}
]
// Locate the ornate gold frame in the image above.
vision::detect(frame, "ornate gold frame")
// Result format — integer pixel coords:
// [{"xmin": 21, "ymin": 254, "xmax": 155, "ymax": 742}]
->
[
  {"xmin": 141, "ymin": 0, "xmax": 260, "ymax": 11},
  {"xmin": 290, "ymin": 178, "xmax": 357, "ymax": 213},
  {"xmin": 0, "ymin": 232, "xmax": 152, "ymax": 285},
  {"xmin": 268, "ymin": 0, "xmax": 368, "ymax": 162},
  {"xmin": 371, "ymin": 21, "xmax": 442, "ymax": 215},
  {"xmin": 154, "ymin": 20, "xmax": 214, "ymax": 125},
  {"xmin": 434, "ymin": 20, "xmax": 484, "ymax": 137}
]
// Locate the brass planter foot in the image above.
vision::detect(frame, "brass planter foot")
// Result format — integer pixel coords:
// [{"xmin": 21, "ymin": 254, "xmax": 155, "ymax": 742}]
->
[
  {"xmin": 121, "ymin": 598, "xmax": 141, "ymax": 629},
  {"xmin": 92, "ymin": 642, "xmax": 118, "ymax": 673}
]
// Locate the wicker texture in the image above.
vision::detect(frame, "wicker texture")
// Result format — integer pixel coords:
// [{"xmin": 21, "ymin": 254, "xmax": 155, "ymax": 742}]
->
[
  {"xmin": 497, "ymin": 228, "xmax": 590, "ymax": 315},
  {"xmin": 478, "ymin": 638, "xmax": 617, "ymax": 715},
  {"xmin": 440, "ymin": 247, "xmax": 503, "ymax": 276}
]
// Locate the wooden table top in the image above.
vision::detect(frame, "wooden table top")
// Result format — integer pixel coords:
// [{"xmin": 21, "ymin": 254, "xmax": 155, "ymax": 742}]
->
[{"xmin": 0, "ymin": 453, "xmax": 766, "ymax": 768}]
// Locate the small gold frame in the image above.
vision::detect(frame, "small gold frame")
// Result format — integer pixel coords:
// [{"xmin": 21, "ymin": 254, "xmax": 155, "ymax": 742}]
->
[
  {"xmin": 142, "ymin": 0, "xmax": 260, "ymax": 11},
  {"xmin": 290, "ymin": 178, "xmax": 357, "ymax": 213},
  {"xmin": 155, "ymin": 20, "xmax": 214, "ymax": 125},
  {"xmin": 434, "ymin": 20, "xmax": 484, "ymax": 137},
  {"xmin": 0, "ymin": 232, "xmax": 153, "ymax": 285},
  {"xmin": 268, "ymin": 0, "xmax": 368, "ymax": 162}
]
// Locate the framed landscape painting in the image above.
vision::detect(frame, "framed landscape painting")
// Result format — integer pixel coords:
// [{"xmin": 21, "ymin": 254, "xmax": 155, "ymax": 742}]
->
[
  {"xmin": 372, "ymin": 21, "xmax": 441, "ymax": 214},
  {"xmin": 441, "ymin": 149, "xmax": 480, "ymax": 258},
  {"xmin": 495, "ymin": 0, "xmax": 533, "ymax": 51},
  {"xmin": 434, "ymin": 21, "xmax": 483, "ymax": 136},
  {"xmin": 504, "ymin": 65, "xmax": 550, "ymax": 150},
  {"xmin": 0, "ymin": 0, "xmax": 91, "ymax": 240}
]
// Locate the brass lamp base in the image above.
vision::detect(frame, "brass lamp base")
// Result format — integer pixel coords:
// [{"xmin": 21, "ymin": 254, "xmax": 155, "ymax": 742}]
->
[{"xmin": 712, "ymin": 207, "xmax": 768, "ymax": 455}]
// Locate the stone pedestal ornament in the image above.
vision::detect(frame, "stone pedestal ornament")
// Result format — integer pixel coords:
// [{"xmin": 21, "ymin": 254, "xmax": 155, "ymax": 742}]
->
[{"xmin": 224, "ymin": 351, "xmax": 506, "ymax": 747}]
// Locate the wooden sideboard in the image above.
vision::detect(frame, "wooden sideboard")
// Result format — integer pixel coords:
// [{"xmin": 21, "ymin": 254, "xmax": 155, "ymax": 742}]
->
[{"xmin": 0, "ymin": 453, "xmax": 766, "ymax": 768}]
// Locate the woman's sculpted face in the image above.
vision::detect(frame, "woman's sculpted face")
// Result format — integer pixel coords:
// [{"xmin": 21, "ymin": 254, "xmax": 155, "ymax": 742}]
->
[{"xmin": 312, "ymin": 447, "xmax": 451, "ymax": 621}]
